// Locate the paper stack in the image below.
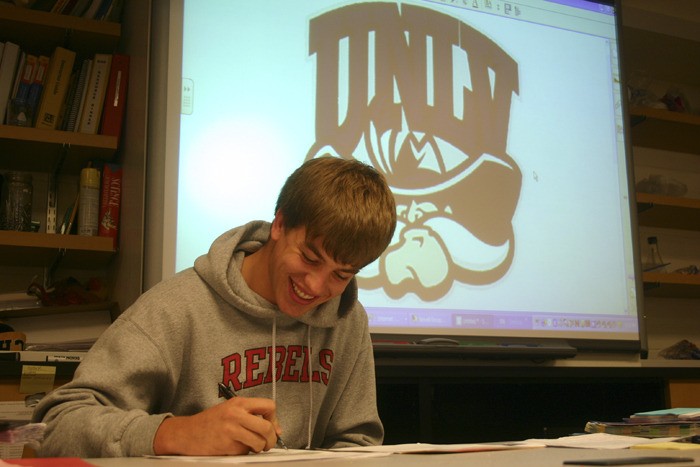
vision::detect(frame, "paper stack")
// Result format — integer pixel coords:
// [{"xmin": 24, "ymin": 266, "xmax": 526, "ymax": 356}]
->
[{"xmin": 585, "ymin": 408, "xmax": 700, "ymax": 438}]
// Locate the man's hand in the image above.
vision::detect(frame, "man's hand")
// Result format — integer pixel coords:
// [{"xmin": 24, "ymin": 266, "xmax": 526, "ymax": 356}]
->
[{"xmin": 153, "ymin": 397, "xmax": 281, "ymax": 456}]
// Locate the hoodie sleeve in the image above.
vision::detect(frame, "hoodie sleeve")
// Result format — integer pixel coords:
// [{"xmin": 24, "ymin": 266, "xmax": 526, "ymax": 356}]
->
[
  {"xmin": 31, "ymin": 317, "xmax": 173, "ymax": 458},
  {"xmin": 319, "ymin": 327, "xmax": 384, "ymax": 448}
]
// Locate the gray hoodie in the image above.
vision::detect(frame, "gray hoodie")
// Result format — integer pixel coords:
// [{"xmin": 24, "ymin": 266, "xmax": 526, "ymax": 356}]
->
[{"xmin": 32, "ymin": 221, "xmax": 384, "ymax": 457}]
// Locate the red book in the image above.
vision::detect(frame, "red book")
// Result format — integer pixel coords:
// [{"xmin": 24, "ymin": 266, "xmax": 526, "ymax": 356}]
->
[
  {"xmin": 4, "ymin": 459, "xmax": 95, "ymax": 466},
  {"xmin": 99, "ymin": 53, "xmax": 129, "ymax": 139},
  {"xmin": 98, "ymin": 163, "xmax": 122, "ymax": 249}
]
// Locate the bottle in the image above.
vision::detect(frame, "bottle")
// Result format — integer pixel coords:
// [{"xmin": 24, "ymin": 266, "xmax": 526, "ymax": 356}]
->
[
  {"xmin": 1, "ymin": 172, "xmax": 33, "ymax": 231},
  {"xmin": 78, "ymin": 168, "xmax": 101, "ymax": 236}
]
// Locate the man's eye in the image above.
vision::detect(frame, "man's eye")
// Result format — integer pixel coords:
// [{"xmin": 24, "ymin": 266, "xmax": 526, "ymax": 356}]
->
[
  {"xmin": 335, "ymin": 272, "xmax": 350, "ymax": 281},
  {"xmin": 302, "ymin": 253, "xmax": 318, "ymax": 264}
]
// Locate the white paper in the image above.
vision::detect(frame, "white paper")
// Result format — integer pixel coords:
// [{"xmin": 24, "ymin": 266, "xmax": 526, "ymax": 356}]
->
[
  {"xmin": 149, "ymin": 448, "xmax": 391, "ymax": 463},
  {"xmin": 526, "ymin": 433, "xmax": 682, "ymax": 450},
  {"xmin": 331, "ymin": 441, "xmax": 547, "ymax": 453}
]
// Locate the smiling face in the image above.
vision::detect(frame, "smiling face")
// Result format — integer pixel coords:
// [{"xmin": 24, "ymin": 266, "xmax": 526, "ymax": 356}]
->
[{"xmin": 247, "ymin": 212, "xmax": 358, "ymax": 318}]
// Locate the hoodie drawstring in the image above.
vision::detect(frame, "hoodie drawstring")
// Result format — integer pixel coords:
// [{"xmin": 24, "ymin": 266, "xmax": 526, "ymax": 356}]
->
[
  {"xmin": 272, "ymin": 314, "xmax": 277, "ymax": 405},
  {"xmin": 271, "ymin": 316, "xmax": 314, "ymax": 449},
  {"xmin": 306, "ymin": 325, "xmax": 313, "ymax": 449}
]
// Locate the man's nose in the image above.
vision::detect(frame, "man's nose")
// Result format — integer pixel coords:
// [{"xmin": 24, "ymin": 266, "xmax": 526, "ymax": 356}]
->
[{"xmin": 304, "ymin": 269, "xmax": 328, "ymax": 295}]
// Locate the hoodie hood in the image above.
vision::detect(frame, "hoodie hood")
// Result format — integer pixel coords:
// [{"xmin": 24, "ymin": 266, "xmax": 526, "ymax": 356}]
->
[{"xmin": 193, "ymin": 221, "xmax": 358, "ymax": 329}]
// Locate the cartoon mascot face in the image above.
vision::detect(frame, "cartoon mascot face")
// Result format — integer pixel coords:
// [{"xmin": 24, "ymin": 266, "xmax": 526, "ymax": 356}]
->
[{"xmin": 307, "ymin": 2, "xmax": 521, "ymax": 300}]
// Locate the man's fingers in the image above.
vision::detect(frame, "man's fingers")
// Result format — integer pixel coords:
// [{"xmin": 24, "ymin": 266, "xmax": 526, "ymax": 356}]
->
[
  {"xmin": 222, "ymin": 397, "xmax": 280, "ymax": 452},
  {"xmin": 234, "ymin": 397, "xmax": 283, "ymax": 435},
  {"xmin": 235, "ymin": 416, "xmax": 277, "ymax": 452}
]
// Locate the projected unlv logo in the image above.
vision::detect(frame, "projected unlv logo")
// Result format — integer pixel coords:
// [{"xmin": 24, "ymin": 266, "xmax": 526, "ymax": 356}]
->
[{"xmin": 306, "ymin": 3, "xmax": 521, "ymax": 300}]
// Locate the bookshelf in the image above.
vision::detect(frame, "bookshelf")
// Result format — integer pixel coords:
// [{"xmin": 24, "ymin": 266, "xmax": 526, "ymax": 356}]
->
[
  {"xmin": 0, "ymin": 2, "xmax": 147, "ymax": 321},
  {"xmin": 621, "ymin": 3, "xmax": 700, "ymax": 379},
  {"xmin": 0, "ymin": 126, "xmax": 118, "ymax": 172},
  {"xmin": 628, "ymin": 97, "xmax": 700, "ymax": 301},
  {"xmin": 0, "ymin": 301, "xmax": 118, "ymax": 320},
  {"xmin": 0, "ymin": 230, "xmax": 114, "ymax": 268},
  {"xmin": 629, "ymin": 106, "xmax": 700, "ymax": 155},
  {"xmin": 636, "ymin": 192, "xmax": 700, "ymax": 232},
  {"xmin": 643, "ymin": 272, "xmax": 700, "ymax": 299}
]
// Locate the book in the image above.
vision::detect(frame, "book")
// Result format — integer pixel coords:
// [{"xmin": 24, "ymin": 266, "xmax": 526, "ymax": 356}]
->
[
  {"xmin": 98, "ymin": 163, "xmax": 122, "ymax": 248},
  {"xmin": 99, "ymin": 53, "xmax": 129, "ymax": 139},
  {"xmin": 585, "ymin": 420, "xmax": 700, "ymax": 438},
  {"xmin": 56, "ymin": 66, "xmax": 78, "ymax": 130},
  {"xmin": 58, "ymin": 64, "xmax": 78, "ymax": 130},
  {"xmin": 81, "ymin": 0, "xmax": 103, "ymax": 19},
  {"xmin": 93, "ymin": 0, "xmax": 111, "ymax": 20},
  {"xmin": 63, "ymin": 58, "xmax": 90, "ymax": 132},
  {"xmin": 34, "ymin": 46, "xmax": 76, "ymax": 130},
  {"xmin": 0, "ymin": 350, "xmax": 87, "ymax": 362},
  {"xmin": 29, "ymin": 0, "xmax": 59, "ymax": 11},
  {"xmin": 77, "ymin": 53, "xmax": 111, "ymax": 134},
  {"xmin": 0, "ymin": 41, "xmax": 21, "ymax": 125},
  {"xmin": 58, "ymin": 0, "xmax": 78, "ymax": 14},
  {"xmin": 72, "ymin": 58, "xmax": 92, "ymax": 131},
  {"xmin": 630, "ymin": 408, "xmax": 700, "ymax": 422},
  {"xmin": 6, "ymin": 51, "xmax": 25, "ymax": 109},
  {"xmin": 66, "ymin": 0, "xmax": 90, "ymax": 16},
  {"xmin": 50, "ymin": 0, "xmax": 69, "ymax": 13},
  {"xmin": 26, "ymin": 55, "xmax": 49, "ymax": 126},
  {"xmin": 1, "ymin": 457, "xmax": 94, "ymax": 466},
  {"xmin": 104, "ymin": 0, "xmax": 123, "ymax": 22},
  {"xmin": 13, "ymin": 53, "xmax": 37, "ymax": 102},
  {"xmin": 5, "ymin": 51, "xmax": 34, "ymax": 125}
]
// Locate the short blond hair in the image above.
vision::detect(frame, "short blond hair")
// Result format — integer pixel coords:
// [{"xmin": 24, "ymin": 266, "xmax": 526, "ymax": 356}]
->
[{"xmin": 275, "ymin": 157, "xmax": 396, "ymax": 269}]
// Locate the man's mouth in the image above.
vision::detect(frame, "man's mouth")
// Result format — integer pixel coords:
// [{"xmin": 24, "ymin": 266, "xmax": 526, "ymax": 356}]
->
[{"xmin": 291, "ymin": 280, "xmax": 315, "ymax": 301}]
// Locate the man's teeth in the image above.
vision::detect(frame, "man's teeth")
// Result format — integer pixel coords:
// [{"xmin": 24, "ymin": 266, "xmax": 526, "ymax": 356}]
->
[{"xmin": 292, "ymin": 282, "xmax": 313, "ymax": 300}]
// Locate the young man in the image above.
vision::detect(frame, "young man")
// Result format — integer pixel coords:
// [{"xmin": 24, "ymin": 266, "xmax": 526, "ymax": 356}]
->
[{"xmin": 32, "ymin": 157, "xmax": 397, "ymax": 457}]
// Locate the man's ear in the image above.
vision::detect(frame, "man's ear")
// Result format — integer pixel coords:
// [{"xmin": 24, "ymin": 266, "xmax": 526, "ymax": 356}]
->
[{"xmin": 270, "ymin": 211, "xmax": 285, "ymax": 240}]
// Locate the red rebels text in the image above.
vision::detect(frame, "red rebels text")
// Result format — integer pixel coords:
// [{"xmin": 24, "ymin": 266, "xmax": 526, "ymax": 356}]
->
[{"xmin": 221, "ymin": 345, "xmax": 333, "ymax": 392}]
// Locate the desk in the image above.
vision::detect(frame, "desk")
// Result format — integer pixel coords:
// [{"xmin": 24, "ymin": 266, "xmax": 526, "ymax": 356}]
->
[
  {"xmin": 375, "ymin": 357, "xmax": 700, "ymax": 443},
  {"xmin": 83, "ymin": 448, "xmax": 700, "ymax": 466}
]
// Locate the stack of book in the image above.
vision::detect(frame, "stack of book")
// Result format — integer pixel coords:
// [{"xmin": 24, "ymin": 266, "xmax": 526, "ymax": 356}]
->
[
  {"xmin": 0, "ymin": 41, "xmax": 130, "ymax": 139},
  {"xmin": 585, "ymin": 408, "xmax": 700, "ymax": 438}
]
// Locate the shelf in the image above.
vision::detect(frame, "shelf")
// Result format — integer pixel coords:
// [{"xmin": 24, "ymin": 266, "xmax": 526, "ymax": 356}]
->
[
  {"xmin": 641, "ymin": 359, "xmax": 700, "ymax": 369},
  {"xmin": 629, "ymin": 107, "xmax": 700, "ymax": 155},
  {"xmin": 622, "ymin": 26, "xmax": 700, "ymax": 93},
  {"xmin": 0, "ymin": 361, "xmax": 80, "ymax": 377},
  {"xmin": 636, "ymin": 192, "xmax": 700, "ymax": 231},
  {"xmin": 0, "ymin": 231, "xmax": 115, "ymax": 269},
  {"xmin": 0, "ymin": 125, "xmax": 118, "ymax": 172},
  {"xmin": 625, "ymin": 26, "xmax": 700, "ymax": 303},
  {"xmin": 643, "ymin": 272, "xmax": 700, "ymax": 298},
  {"xmin": 0, "ymin": 3, "xmax": 120, "ymax": 57},
  {"xmin": 0, "ymin": 301, "xmax": 119, "ymax": 320}
]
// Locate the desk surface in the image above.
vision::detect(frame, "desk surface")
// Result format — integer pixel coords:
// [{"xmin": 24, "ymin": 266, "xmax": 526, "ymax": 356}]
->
[{"xmin": 84, "ymin": 448, "xmax": 700, "ymax": 466}]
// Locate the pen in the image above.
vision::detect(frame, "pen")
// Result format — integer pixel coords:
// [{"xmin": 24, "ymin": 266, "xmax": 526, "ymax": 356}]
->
[{"xmin": 218, "ymin": 382, "xmax": 288, "ymax": 450}]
